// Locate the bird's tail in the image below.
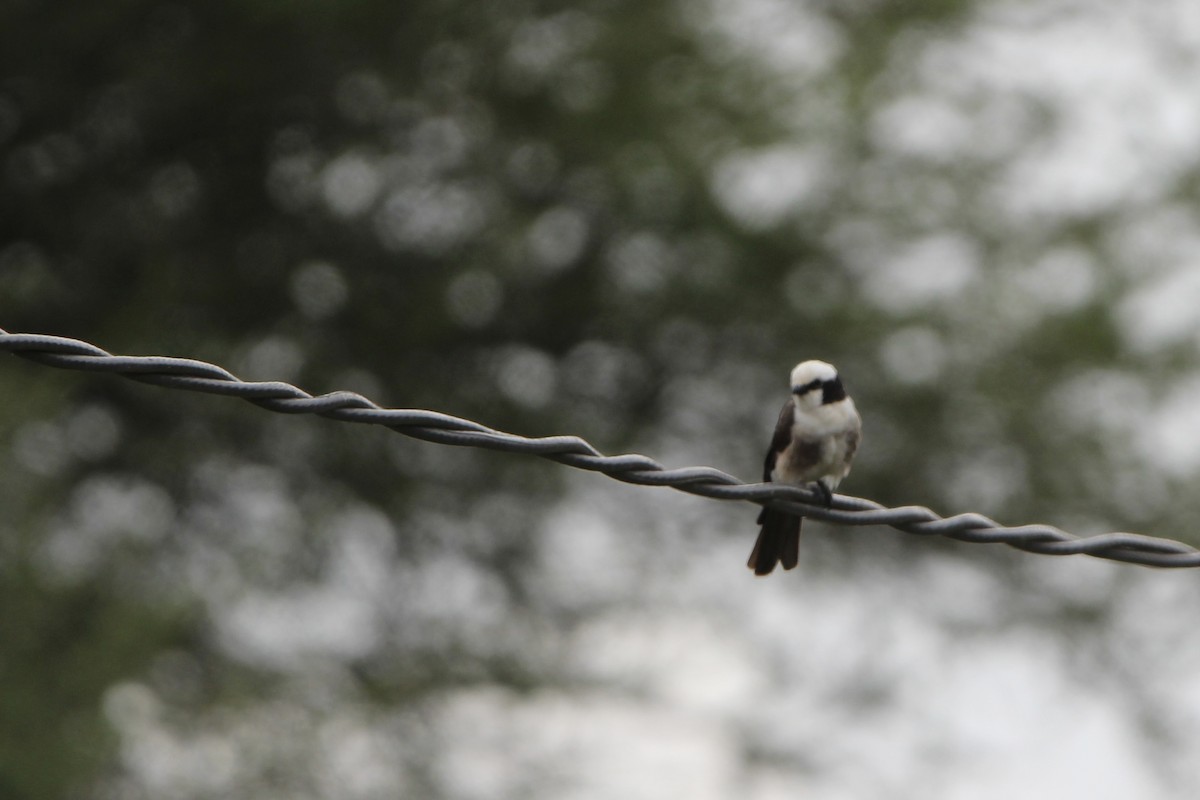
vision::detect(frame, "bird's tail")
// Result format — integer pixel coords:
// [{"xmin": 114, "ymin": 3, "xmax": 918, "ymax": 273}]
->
[{"xmin": 747, "ymin": 507, "xmax": 802, "ymax": 575}]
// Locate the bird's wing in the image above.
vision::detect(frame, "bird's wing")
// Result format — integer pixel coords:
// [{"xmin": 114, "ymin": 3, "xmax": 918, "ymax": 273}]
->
[{"xmin": 762, "ymin": 401, "xmax": 795, "ymax": 482}]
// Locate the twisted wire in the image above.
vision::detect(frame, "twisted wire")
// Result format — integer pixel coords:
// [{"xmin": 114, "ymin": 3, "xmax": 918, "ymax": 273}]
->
[{"xmin": 3, "ymin": 327, "xmax": 1198, "ymax": 568}]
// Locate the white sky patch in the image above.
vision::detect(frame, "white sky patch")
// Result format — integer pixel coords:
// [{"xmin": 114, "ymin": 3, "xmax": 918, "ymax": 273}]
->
[
  {"xmin": 40, "ymin": 475, "xmax": 175, "ymax": 581},
  {"xmin": 1106, "ymin": 205, "xmax": 1200, "ymax": 279},
  {"xmin": 919, "ymin": 639, "xmax": 1161, "ymax": 800},
  {"xmin": 1010, "ymin": 246, "xmax": 1097, "ymax": 313},
  {"xmin": 1117, "ymin": 266, "xmax": 1200, "ymax": 353},
  {"xmin": 859, "ymin": 232, "xmax": 981, "ymax": 314},
  {"xmin": 236, "ymin": 335, "xmax": 305, "ymax": 383},
  {"xmin": 503, "ymin": 11, "xmax": 602, "ymax": 91},
  {"xmin": 317, "ymin": 717, "xmax": 411, "ymax": 798},
  {"xmin": 878, "ymin": 326, "xmax": 947, "ymax": 386},
  {"xmin": 390, "ymin": 553, "xmax": 512, "ymax": 645},
  {"xmin": 605, "ymin": 230, "xmax": 675, "ymax": 292},
  {"xmin": 106, "ymin": 682, "xmax": 242, "ymax": 796},
  {"xmin": 409, "ymin": 117, "xmax": 472, "ymax": 174},
  {"xmin": 1045, "ymin": 369, "xmax": 1152, "ymax": 437},
  {"xmin": 433, "ymin": 688, "xmax": 739, "ymax": 800},
  {"xmin": 290, "ymin": 260, "xmax": 349, "ymax": 320},
  {"xmin": 220, "ymin": 586, "xmax": 380, "ymax": 666},
  {"xmin": 64, "ymin": 403, "xmax": 122, "ymax": 460},
  {"xmin": 870, "ymin": 93, "xmax": 979, "ymax": 164},
  {"xmin": 12, "ymin": 418, "xmax": 69, "ymax": 476},
  {"xmin": 493, "ymin": 344, "xmax": 559, "ymax": 409},
  {"xmin": 939, "ymin": 445, "xmax": 1029, "ymax": 516},
  {"xmin": 683, "ymin": 0, "xmax": 844, "ymax": 79},
  {"xmin": 711, "ymin": 145, "xmax": 831, "ymax": 230},
  {"xmin": 373, "ymin": 182, "xmax": 491, "ymax": 254},
  {"xmin": 1139, "ymin": 372, "xmax": 1200, "ymax": 477},
  {"xmin": 216, "ymin": 511, "xmax": 396, "ymax": 667},
  {"xmin": 975, "ymin": 246, "xmax": 1102, "ymax": 341},
  {"xmin": 321, "ymin": 152, "xmax": 381, "ymax": 217},
  {"xmin": 568, "ymin": 612, "xmax": 762, "ymax": 716},
  {"xmin": 861, "ymin": 1, "xmax": 1200, "ymax": 230},
  {"xmin": 537, "ymin": 504, "xmax": 631, "ymax": 609},
  {"xmin": 527, "ymin": 205, "xmax": 589, "ymax": 273},
  {"xmin": 954, "ymin": 3, "xmax": 1200, "ymax": 223}
]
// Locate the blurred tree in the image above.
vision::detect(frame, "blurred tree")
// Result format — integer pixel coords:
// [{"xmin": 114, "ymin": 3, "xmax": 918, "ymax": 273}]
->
[{"xmin": 5, "ymin": 0, "xmax": 1200, "ymax": 797}]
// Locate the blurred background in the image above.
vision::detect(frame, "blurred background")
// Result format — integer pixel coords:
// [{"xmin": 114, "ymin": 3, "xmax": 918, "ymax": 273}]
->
[{"xmin": 4, "ymin": 0, "xmax": 1200, "ymax": 797}]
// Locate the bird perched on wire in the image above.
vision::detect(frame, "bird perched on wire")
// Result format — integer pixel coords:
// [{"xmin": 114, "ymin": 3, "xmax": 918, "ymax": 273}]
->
[{"xmin": 748, "ymin": 360, "xmax": 862, "ymax": 575}]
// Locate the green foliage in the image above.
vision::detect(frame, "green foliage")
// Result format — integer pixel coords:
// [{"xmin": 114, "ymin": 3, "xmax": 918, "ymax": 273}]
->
[
  {"xmin": 4, "ymin": 0, "xmax": 1200, "ymax": 796},
  {"xmin": 0, "ymin": 566, "xmax": 194, "ymax": 799}
]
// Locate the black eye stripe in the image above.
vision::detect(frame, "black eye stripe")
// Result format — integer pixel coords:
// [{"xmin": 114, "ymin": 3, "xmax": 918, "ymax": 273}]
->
[
  {"xmin": 821, "ymin": 377, "xmax": 847, "ymax": 404},
  {"xmin": 792, "ymin": 378, "xmax": 823, "ymax": 395}
]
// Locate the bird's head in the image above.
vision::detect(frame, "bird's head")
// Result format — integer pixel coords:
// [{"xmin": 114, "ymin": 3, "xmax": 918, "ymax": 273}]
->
[{"xmin": 790, "ymin": 360, "xmax": 847, "ymax": 409}]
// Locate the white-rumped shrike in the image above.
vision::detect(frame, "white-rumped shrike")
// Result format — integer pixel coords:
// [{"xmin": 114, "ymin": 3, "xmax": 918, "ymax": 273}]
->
[{"xmin": 748, "ymin": 360, "xmax": 862, "ymax": 575}]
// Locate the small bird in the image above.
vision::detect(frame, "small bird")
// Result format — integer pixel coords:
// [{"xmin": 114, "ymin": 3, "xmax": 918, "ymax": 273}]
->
[{"xmin": 748, "ymin": 360, "xmax": 862, "ymax": 575}]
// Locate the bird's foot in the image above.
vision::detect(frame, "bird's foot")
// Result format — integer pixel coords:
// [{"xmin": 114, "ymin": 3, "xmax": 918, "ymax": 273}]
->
[{"xmin": 812, "ymin": 480, "xmax": 833, "ymax": 508}]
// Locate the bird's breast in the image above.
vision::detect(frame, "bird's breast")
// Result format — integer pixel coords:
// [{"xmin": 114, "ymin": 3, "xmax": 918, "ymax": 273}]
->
[
  {"xmin": 774, "ymin": 437, "xmax": 825, "ymax": 484},
  {"xmin": 774, "ymin": 425, "xmax": 857, "ymax": 485}
]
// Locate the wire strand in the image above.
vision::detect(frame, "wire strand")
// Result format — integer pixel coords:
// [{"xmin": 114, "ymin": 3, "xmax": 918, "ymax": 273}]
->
[{"xmin": 3, "ymin": 327, "xmax": 1198, "ymax": 568}]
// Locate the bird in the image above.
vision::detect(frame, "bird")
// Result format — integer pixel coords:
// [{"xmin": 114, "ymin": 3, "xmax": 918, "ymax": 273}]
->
[{"xmin": 748, "ymin": 360, "xmax": 862, "ymax": 576}]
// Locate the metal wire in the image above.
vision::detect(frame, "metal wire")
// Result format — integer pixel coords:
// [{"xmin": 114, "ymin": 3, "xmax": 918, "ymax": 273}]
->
[{"xmin": 3, "ymin": 327, "xmax": 1198, "ymax": 568}]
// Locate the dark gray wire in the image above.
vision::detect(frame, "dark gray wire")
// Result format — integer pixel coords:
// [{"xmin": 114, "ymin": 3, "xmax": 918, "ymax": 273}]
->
[{"xmin": 3, "ymin": 327, "xmax": 1198, "ymax": 568}]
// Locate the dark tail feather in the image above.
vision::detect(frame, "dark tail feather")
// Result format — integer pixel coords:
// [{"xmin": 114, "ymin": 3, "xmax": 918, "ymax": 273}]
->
[{"xmin": 748, "ymin": 509, "xmax": 803, "ymax": 575}]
